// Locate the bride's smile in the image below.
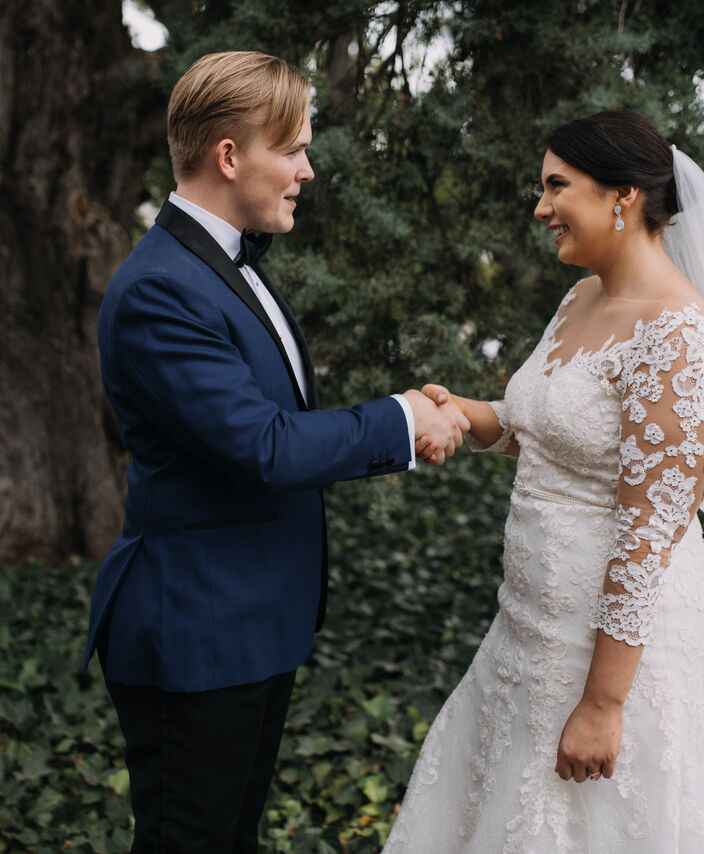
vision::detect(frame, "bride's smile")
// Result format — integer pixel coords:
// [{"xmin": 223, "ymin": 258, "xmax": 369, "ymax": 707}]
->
[{"xmin": 550, "ymin": 223, "xmax": 569, "ymax": 242}]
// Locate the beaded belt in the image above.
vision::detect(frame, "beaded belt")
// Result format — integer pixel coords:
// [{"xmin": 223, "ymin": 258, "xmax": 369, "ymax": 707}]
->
[{"xmin": 514, "ymin": 478, "xmax": 615, "ymax": 511}]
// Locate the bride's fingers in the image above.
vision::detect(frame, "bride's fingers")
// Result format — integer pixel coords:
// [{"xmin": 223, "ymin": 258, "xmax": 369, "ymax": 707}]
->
[
  {"xmin": 587, "ymin": 762, "xmax": 605, "ymax": 781},
  {"xmin": 602, "ymin": 759, "xmax": 616, "ymax": 779},
  {"xmin": 555, "ymin": 757, "xmax": 573, "ymax": 781},
  {"xmin": 421, "ymin": 383, "xmax": 450, "ymax": 405},
  {"xmin": 572, "ymin": 763, "xmax": 588, "ymax": 784}
]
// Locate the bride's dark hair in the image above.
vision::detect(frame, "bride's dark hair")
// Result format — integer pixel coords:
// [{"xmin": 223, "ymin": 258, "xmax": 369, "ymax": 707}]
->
[{"xmin": 547, "ymin": 110, "xmax": 678, "ymax": 234}]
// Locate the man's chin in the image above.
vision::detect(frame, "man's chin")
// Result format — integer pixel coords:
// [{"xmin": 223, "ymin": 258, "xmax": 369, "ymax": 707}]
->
[
  {"xmin": 279, "ymin": 221, "xmax": 296, "ymax": 234},
  {"xmin": 243, "ymin": 212, "xmax": 294, "ymax": 235},
  {"xmin": 269, "ymin": 215, "xmax": 295, "ymax": 235}
]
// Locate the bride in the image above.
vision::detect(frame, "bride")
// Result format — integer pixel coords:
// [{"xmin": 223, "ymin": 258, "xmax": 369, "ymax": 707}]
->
[{"xmin": 383, "ymin": 111, "xmax": 704, "ymax": 852}]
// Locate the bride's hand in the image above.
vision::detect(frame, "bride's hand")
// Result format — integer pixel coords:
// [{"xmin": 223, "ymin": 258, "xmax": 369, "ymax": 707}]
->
[{"xmin": 555, "ymin": 698, "xmax": 623, "ymax": 783}]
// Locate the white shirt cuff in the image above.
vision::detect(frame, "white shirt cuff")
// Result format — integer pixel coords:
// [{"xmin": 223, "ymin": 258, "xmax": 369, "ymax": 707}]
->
[{"xmin": 391, "ymin": 394, "xmax": 416, "ymax": 471}]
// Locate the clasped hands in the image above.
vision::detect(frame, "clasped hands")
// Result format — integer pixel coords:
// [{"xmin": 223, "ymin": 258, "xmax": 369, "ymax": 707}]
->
[{"xmin": 403, "ymin": 384, "xmax": 468, "ymax": 465}]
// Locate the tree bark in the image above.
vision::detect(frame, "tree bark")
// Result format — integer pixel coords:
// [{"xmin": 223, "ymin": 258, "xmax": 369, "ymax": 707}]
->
[
  {"xmin": 0, "ymin": 0, "xmax": 165, "ymax": 562},
  {"xmin": 327, "ymin": 31, "xmax": 358, "ymax": 119}
]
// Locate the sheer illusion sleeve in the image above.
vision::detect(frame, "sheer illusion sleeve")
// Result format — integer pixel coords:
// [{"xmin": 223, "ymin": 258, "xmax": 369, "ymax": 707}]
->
[
  {"xmin": 591, "ymin": 306, "xmax": 704, "ymax": 646},
  {"xmin": 466, "ymin": 400, "xmax": 515, "ymax": 454}
]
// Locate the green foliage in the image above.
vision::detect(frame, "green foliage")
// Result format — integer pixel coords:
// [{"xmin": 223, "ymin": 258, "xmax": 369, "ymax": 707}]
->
[
  {"xmin": 0, "ymin": 452, "xmax": 512, "ymax": 851},
  {"xmin": 0, "ymin": 564, "xmax": 133, "ymax": 852}
]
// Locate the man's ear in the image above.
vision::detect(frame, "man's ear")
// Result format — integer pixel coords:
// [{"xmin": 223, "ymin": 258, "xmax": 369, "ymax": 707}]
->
[
  {"xmin": 215, "ymin": 138, "xmax": 238, "ymax": 182},
  {"xmin": 617, "ymin": 185, "xmax": 640, "ymax": 210}
]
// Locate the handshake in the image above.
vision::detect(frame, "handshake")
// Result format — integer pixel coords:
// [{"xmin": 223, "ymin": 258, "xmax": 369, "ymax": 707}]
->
[{"xmin": 403, "ymin": 384, "xmax": 471, "ymax": 465}]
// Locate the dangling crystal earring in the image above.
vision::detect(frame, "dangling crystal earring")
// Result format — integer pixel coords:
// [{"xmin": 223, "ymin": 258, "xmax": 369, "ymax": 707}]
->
[{"xmin": 614, "ymin": 203, "xmax": 625, "ymax": 232}]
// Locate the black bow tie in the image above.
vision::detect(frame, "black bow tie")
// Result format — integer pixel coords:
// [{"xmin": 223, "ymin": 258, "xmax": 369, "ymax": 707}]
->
[{"xmin": 234, "ymin": 230, "xmax": 273, "ymax": 268}]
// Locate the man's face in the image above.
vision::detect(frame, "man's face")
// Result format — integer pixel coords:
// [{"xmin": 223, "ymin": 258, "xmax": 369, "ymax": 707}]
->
[{"xmin": 232, "ymin": 108, "xmax": 314, "ymax": 234}]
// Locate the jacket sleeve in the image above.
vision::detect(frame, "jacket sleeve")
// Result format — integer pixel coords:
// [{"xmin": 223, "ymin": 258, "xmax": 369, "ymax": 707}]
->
[
  {"xmin": 590, "ymin": 307, "xmax": 704, "ymax": 645},
  {"xmin": 109, "ymin": 276, "xmax": 412, "ymax": 491}
]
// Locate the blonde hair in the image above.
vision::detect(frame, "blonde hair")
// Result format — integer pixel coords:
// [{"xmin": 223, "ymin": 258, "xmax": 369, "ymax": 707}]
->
[{"xmin": 167, "ymin": 51, "xmax": 310, "ymax": 180}]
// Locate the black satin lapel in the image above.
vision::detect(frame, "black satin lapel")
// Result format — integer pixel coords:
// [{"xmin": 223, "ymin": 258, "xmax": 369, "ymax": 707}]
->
[
  {"xmin": 155, "ymin": 202, "xmax": 308, "ymax": 410},
  {"xmin": 254, "ymin": 264, "xmax": 318, "ymax": 409},
  {"xmin": 155, "ymin": 203, "xmax": 276, "ymax": 340}
]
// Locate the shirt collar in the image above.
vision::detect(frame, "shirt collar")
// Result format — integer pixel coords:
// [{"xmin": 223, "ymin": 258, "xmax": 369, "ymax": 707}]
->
[{"xmin": 168, "ymin": 192, "xmax": 242, "ymax": 261}]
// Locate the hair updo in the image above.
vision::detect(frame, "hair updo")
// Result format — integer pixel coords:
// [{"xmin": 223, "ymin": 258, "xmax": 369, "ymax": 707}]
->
[{"xmin": 546, "ymin": 110, "xmax": 678, "ymax": 234}]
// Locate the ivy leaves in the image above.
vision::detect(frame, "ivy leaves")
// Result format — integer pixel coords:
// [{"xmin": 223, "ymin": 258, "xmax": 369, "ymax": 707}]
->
[{"xmin": 0, "ymin": 564, "xmax": 133, "ymax": 851}]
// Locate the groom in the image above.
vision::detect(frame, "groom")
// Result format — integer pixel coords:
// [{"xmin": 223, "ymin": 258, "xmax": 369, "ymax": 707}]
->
[{"xmin": 82, "ymin": 51, "xmax": 468, "ymax": 852}]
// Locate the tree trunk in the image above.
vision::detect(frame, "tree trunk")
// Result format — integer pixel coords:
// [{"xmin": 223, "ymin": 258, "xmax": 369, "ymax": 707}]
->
[
  {"xmin": 0, "ymin": 0, "xmax": 165, "ymax": 563},
  {"xmin": 327, "ymin": 31, "xmax": 358, "ymax": 118}
]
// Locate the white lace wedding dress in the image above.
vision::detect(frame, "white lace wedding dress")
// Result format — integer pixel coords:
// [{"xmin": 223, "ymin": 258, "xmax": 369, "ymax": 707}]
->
[{"xmin": 383, "ymin": 278, "xmax": 704, "ymax": 853}]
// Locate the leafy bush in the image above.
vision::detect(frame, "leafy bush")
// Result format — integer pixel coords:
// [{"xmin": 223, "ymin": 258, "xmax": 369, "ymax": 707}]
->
[
  {"xmin": 0, "ymin": 561, "xmax": 132, "ymax": 852},
  {"xmin": 0, "ymin": 452, "xmax": 513, "ymax": 853}
]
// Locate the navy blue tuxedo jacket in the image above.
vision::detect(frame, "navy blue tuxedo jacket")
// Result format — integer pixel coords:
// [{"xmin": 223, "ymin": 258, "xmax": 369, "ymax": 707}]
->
[{"xmin": 82, "ymin": 202, "xmax": 411, "ymax": 691}]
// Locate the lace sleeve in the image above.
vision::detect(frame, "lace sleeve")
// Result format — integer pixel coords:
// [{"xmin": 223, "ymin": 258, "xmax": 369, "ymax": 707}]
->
[
  {"xmin": 591, "ymin": 306, "xmax": 704, "ymax": 645},
  {"xmin": 466, "ymin": 400, "xmax": 514, "ymax": 454}
]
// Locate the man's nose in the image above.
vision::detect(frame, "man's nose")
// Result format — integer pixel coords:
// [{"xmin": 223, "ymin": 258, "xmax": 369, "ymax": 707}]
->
[{"xmin": 298, "ymin": 154, "xmax": 315, "ymax": 183}]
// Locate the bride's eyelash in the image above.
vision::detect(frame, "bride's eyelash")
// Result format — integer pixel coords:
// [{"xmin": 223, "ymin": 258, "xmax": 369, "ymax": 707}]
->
[{"xmin": 532, "ymin": 177, "xmax": 567, "ymax": 198}]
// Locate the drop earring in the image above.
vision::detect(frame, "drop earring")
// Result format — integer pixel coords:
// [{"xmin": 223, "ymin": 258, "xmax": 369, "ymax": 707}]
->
[{"xmin": 614, "ymin": 203, "xmax": 625, "ymax": 232}]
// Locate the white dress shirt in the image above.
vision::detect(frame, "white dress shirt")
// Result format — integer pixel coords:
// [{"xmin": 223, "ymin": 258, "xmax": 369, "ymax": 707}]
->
[{"xmin": 168, "ymin": 192, "xmax": 415, "ymax": 469}]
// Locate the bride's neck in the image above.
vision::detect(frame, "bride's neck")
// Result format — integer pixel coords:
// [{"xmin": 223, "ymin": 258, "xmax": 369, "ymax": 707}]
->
[{"xmin": 593, "ymin": 231, "xmax": 675, "ymax": 301}]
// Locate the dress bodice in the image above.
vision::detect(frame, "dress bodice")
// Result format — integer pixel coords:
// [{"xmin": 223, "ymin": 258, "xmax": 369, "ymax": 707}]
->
[{"xmin": 506, "ymin": 291, "xmax": 623, "ymax": 509}]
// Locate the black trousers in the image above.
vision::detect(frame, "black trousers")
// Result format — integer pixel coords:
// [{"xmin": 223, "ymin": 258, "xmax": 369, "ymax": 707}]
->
[{"xmin": 107, "ymin": 670, "xmax": 296, "ymax": 854}]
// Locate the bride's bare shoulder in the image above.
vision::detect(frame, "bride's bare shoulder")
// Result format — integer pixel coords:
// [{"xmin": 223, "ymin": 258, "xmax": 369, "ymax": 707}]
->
[
  {"xmin": 562, "ymin": 274, "xmax": 601, "ymax": 310},
  {"xmin": 560, "ymin": 274, "xmax": 600, "ymax": 303},
  {"xmin": 648, "ymin": 268, "xmax": 704, "ymax": 319},
  {"xmin": 571, "ymin": 274, "xmax": 602, "ymax": 301},
  {"xmin": 576, "ymin": 274, "xmax": 601, "ymax": 291}
]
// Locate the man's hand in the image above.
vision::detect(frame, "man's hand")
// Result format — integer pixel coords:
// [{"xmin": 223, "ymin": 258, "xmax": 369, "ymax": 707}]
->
[
  {"xmin": 403, "ymin": 389, "xmax": 470, "ymax": 464},
  {"xmin": 421, "ymin": 383, "xmax": 451, "ymax": 406}
]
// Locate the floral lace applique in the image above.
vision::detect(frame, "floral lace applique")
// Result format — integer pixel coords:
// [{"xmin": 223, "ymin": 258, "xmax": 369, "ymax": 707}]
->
[
  {"xmin": 590, "ymin": 304, "xmax": 704, "ymax": 645},
  {"xmin": 619, "ymin": 435, "xmax": 664, "ymax": 486}
]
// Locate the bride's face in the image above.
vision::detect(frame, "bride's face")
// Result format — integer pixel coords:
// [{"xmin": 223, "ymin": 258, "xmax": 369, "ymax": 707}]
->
[{"xmin": 534, "ymin": 149, "xmax": 623, "ymax": 268}]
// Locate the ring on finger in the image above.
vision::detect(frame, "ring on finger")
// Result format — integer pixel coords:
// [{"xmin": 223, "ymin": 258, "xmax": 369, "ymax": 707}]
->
[{"xmin": 587, "ymin": 768, "xmax": 601, "ymax": 780}]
